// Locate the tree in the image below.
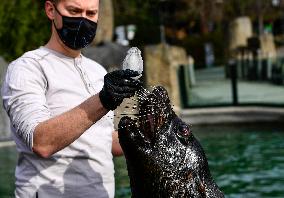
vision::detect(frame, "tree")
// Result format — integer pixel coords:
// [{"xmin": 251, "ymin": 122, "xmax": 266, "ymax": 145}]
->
[
  {"xmin": 0, "ymin": 0, "xmax": 50, "ymax": 62},
  {"xmin": 223, "ymin": 0, "xmax": 283, "ymax": 34}
]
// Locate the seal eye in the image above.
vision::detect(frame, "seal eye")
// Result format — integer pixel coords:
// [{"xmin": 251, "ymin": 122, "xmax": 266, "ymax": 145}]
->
[
  {"xmin": 176, "ymin": 124, "xmax": 192, "ymax": 145},
  {"xmin": 178, "ymin": 124, "xmax": 191, "ymax": 138}
]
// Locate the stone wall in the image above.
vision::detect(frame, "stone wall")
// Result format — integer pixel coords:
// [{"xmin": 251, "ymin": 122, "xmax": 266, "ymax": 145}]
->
[
  {"xmin": 144, "ymin": 44, "xmax": 188, "ymax": 114},
  {"xmin": 260, "ymin": 33, "xmax": 276, "ymax": 58},
  {"xmin": 229, "ymin": 17, "xmax": 253, "ymax": 51}
]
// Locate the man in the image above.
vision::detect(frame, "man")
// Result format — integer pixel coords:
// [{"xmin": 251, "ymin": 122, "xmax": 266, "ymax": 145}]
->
[{"xmin": 1, "ymin": 0, "xmax": 141, "ymax": 197}]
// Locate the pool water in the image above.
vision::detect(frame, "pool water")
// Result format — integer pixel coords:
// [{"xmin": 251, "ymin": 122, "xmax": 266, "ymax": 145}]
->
[
  {"xmin": 114, "ymin": 125, "xmax": 284, "ymax": 198},
  {"xmin": 0, "ymin": 146, "xmax": 17, "ymax": 198},
  {"xmin": 1, "ymin": 125, "xmax": 284, "ymax": 198}
]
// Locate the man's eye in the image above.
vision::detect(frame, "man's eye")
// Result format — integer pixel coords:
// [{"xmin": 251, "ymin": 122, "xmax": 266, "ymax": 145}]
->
[
  {"xmin": 177, "ymin": 124, "xmax": 191, "ymax": 138},
  {"xmin": 87, "ymin": 12, "xmax": 97, "ymax": 17},
  {"xmin": 70, "ymin": 10, "xmax": 79, "ymax": 14}
]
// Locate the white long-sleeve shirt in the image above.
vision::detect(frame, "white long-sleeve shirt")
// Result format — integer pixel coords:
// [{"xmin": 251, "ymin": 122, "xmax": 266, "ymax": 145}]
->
[{"xmin": 1, "ymin": 47, "xmax": 115, "ymax": 198}]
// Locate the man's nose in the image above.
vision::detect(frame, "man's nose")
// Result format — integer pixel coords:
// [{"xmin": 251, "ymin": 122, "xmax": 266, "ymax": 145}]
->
[{"xmin": 81, "ymin": 12, "xmax": 87, "ymax": 18}]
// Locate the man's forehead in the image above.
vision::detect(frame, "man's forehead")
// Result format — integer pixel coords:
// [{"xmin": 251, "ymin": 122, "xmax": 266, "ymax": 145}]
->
[{"xmin": 60, "ymin": 0, "xmax": 99, "ymax": 9}]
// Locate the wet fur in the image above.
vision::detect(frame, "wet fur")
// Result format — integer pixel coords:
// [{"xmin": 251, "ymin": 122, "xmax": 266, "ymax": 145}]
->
[{"xmin": 118, "ymin": 86, "xmax": 224, "ymax": 198}]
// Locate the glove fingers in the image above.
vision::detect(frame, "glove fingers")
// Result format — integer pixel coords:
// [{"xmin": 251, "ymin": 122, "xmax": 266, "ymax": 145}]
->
[
  {"xmin": 111, "ymin": 85, "xmax": 140, "ymax": 93},
  {"xmin": 112, "ymin": 77, "xmax": 142, "ymax": 87},
  {"xmin": 112, "ymin": 92, "xmax": 136, "ymax": 99},
  {"xmin": 100, "ymin": 69, "xmax": 143, "ymax": 110},
  {"xmin": 113, "ymin": 69, "xmax": 140, "ymax": 79},
  {"xmin": 121, "ymin": 79, "xmax": 142, "ymax": 87}
]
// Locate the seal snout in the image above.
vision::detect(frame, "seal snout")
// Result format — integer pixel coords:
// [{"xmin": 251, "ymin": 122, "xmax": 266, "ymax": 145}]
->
[{"xmin": 137, "ymin": 86, "xmax": 174, "ymax": 141}]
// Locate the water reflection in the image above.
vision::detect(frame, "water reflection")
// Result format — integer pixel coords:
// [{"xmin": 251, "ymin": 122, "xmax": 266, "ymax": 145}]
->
[{"xmin": 195, "ymin": 125, "xmax": 284, "ymax": 198}]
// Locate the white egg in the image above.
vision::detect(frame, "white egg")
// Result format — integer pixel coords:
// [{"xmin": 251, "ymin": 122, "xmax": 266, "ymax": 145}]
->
[{"xmin": 122, "ymin": 47, "xmax": 143, "ymax": 77}]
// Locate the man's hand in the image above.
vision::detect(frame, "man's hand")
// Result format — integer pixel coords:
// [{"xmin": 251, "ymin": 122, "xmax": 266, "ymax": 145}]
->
[{"xmin": 99, "ymin": 69, "xmax": 142, "ymax": 110}]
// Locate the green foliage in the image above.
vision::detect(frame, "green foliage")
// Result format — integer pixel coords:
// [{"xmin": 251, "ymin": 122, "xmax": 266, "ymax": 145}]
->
[
  {"xmin": 0, "ymin": 0, "xmax": 50, "ymax": 62},
  {"xmin": 113, "ymin": 0, "xmax": 160, "ymax": 26},
  {"xmin": 1, "ymin": 0, "xmax": 283, "ymax": 65}
]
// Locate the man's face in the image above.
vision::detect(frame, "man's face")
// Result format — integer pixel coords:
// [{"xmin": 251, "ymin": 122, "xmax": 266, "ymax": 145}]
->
[{"xmin": 48, "ymin": 0, "xmax": 99, "ymax": 28}]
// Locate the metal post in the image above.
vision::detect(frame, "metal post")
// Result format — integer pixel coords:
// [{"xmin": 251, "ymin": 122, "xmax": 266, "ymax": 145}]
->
[
  {"xmin": 257, "ymin": 50, "xmax": 262, "ymax": 80},
  {"xmin": 229, "ymin": 60, "xmax": 239, "ymax": 105},
  {"xmin": 267, "ymin": 53, "xmax": 273, "ymax": 80},
  {"xmin": 188, "ymin": 56, "xmax": 196, "ymax": 86}
]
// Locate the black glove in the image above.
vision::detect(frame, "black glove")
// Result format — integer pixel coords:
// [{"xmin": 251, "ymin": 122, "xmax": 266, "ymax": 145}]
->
[{"xmin": 99, "ymin": 69, "xmax": 142, "ymax": 110}]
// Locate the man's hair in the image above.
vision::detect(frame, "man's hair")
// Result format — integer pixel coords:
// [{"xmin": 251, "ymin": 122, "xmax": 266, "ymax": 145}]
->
[{"xmin": 46, "ymin": 0, "xmax": 59, "ymax": 4}]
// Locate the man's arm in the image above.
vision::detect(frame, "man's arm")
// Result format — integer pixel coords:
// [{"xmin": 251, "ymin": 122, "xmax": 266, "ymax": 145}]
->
[
  {"xmin": 33, "ymin": 93, "xmax": 108, "ymax": 158},
  {"xmin": 33, "ymin": 70, "xmax": 141, "ymax": 158},
  {"xmin": 112, "ymin": 131, "xmax": 123, "ymax": 157}
]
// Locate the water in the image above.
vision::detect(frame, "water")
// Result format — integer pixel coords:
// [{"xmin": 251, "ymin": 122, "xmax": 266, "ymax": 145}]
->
[
  {"xmin": 1, "ymin": 126, "xmax": 283, "ymax": 197},
  {"xmin": 114, "ymin": 125, "xmax": 284, "ymax": 198},
  {"xmin": 0, "ymin": 56, "xmax": 10, "ymax": 141}
]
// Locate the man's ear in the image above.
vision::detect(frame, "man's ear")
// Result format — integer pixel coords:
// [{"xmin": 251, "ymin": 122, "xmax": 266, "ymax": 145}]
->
[{"xmin": 45, "ymin": 1, "xmax": 56, "ymax": 20}]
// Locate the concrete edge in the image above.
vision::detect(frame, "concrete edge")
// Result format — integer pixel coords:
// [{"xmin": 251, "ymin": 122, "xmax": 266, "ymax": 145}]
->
[
  {"xmin": 0, "ymin": 141, "xmax": 15, "ymax": 148},
  {"xmin": 180, "ymin": 106, "xmax": 284, "ymax": 126}
]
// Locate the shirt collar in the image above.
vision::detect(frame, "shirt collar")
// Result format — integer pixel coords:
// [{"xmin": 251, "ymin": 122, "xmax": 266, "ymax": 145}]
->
[{"xmin": 40, "ymin": 46, "xmax": 83, "ymax": 61}]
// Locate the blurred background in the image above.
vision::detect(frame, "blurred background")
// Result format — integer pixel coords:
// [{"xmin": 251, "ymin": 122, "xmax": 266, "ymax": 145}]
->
[{"xmin": 0, "ymin": 0, "xmax": 284, "ymax": 197}]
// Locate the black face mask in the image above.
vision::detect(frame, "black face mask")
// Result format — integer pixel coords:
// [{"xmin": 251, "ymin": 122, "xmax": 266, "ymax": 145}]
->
[{"xmin": 53, "ymin": 6, "xmax": 97, "ymax": 50}]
